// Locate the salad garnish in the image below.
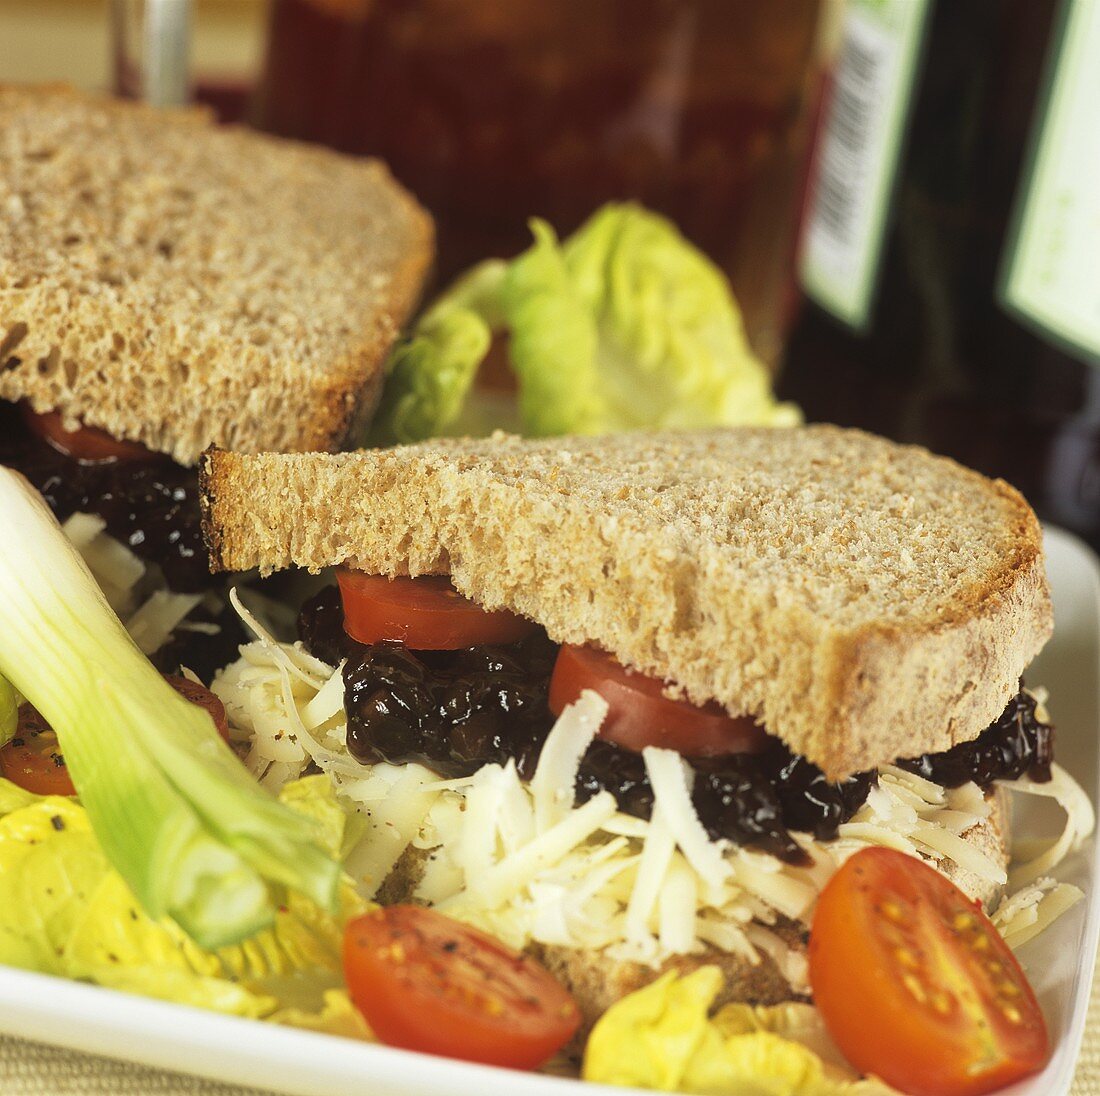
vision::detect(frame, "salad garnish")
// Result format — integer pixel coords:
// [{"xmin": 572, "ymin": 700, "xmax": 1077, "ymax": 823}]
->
[
  {"xmin": 367, "ymin": 202, "xmax": 800, "ymax": 446},
  {"xmin": 0, "ymin": 468, "xmax": 340, "ymax": 948}
]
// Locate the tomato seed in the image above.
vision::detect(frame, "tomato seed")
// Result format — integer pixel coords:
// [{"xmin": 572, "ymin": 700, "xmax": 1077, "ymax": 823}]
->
[{"xmin": 902, "ymin": 974, "xmax": 928, "ymax": 1003}]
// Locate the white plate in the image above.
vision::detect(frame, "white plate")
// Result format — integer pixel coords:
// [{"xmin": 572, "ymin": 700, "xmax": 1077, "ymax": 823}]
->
[{"xmin": 0, "ymin": 527, "xmax": 1096, "ymax": 1096}]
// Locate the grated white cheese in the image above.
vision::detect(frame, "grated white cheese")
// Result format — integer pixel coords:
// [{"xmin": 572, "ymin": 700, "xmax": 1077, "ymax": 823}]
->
[
  {"xmin": 993, "ymin": 877, "xmax": 1086, "ymax": 950},
  {"xmin": 211, "ymin": 619, "xmax": 1095, "ymax": 973},
  {"xmin": 62, "ymin": 512, "xmax": 214, "ymax": 654}
]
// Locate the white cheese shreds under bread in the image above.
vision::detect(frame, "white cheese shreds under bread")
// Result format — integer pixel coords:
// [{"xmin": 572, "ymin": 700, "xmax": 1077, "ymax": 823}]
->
[
  {"xmin": 993, "ymin": 877, "xmax": 1086, "ymax": 950},
  {"xmin": 125, "ymin": 591, "xmax": 203, "ymax": 655},
  {"xmin": 529, "ymin": 690, "xmax": 607, "ymax": 831},
  {"xmin": 1003, "ymin": 763, "xmax": 1097, "ymax": 888},
  {"xmin": 62, "ymin": 512, "xmax": 212, "ymax": 653},
  {"xmin": 212, "ymin": 618, "xmax": 1095, "ymax": 974}
]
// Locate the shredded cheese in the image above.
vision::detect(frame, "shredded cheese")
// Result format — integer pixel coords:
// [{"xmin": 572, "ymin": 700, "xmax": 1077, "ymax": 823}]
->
[{"xmin": 211, "ymin": 618, "xmax": 1095, "ymax": 975}]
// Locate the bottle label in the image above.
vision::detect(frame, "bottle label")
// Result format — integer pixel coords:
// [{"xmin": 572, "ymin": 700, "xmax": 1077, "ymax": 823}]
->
[
  {"xmin": 1000, "ymin": 0, "xmax": 1100, "ymax": 363},
  {"xmin": 798, "ymin": 0, "xmax": 931, "ymax": 330}
]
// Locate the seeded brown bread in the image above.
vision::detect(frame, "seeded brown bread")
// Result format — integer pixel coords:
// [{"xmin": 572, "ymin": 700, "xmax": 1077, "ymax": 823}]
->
[
  {"xmin": 200, "ymin": 426, "xmax": 1051, "ymax": 777},
  {"xmin": 0, "ymin": 84, "xmax": 433, "ymax": 465},
  {"xmin": 382, "ymin": 792, "xmax": 1009, "ymax": 1035}
]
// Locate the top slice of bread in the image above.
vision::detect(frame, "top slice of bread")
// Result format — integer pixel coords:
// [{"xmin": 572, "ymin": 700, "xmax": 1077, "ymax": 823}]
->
[
  {"xmin": 0, "ymin": 84, "xmax": 433, "ymax": 465},
  {"xmin": 200, "ymin": 426, "xmax": 1051, "ymax": 778}
]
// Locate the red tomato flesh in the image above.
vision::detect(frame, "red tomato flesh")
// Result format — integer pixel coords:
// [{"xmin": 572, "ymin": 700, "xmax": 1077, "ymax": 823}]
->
[
  {"xmin": 343, "ymin": 905, "xmax": 580, "ymax": 1069},
  {"xmin": 162, "ymin": 675, "xmax": 232, "ymax": 743},
  {"xmin": 809, "ymin": 847, "xmax": 1050, "ymax": 1096},
  {"xmin": 0, "ymin": 676, "xmax": 232, "ymax": 797},
  {"xmin": 0, "ymin": 705, "xmax": 75, "ymax": 796},
  {"xmin": 337, "ymin": 570, "xmax": 536, "ymax": 650},
  {"xmin": 548, "ymin": 643, "xmax": 769, "ymax": 757},
  {"xmin": 22, "ymin": 404, "xmax": 154, "ymax": 463}
]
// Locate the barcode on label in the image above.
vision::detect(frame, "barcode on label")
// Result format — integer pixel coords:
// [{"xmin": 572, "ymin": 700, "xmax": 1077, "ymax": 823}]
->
[
  {"xmin": 813, "ymin": 28, "xmax": 883, "ymax": 246},
  {"xmin": 799, "ymin": 0, "xmax": 929, "ymax": 329}
]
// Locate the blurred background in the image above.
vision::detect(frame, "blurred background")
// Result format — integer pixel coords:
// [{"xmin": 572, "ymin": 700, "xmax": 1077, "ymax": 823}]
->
[{"xmin": 3, "ymin": 0, "xmax": 1098, "ymax": 549}]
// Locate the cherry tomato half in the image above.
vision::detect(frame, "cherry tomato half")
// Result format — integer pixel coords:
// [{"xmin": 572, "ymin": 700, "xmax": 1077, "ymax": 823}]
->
[
  {"xmin": 0, "ymin": 705, "xmax": 75, "ymax": 796},
  {"xmin": 22, "ymin": 404, "xmax": 153, "ymax": 463},
  {"xmin": 809, "ymin": 847, "xmax": 1050, "ymax": 1096},
  {"xmin": 548, "ymin": 643, "xmax": 769, "ymax": 757},
  {"xmin": 162, "ymin": 675, "xmax": 231, "ymax": 743},
  {"xmin": 0, "ymin": 676, "xmax": 232, "ymax": 797},
  {"xmin": 343, "ymin": 905, "xmax": 580, "ymax": 1069},
  {"xmin": 336, "ymin": 571, "xmax": 536, "ymax": 650}
]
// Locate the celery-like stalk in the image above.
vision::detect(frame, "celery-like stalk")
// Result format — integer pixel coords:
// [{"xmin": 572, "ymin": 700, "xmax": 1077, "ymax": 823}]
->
[
  {"xmin": 0, "ymin": 677, "xmax": 15, "ymax": 748},
  {"xmin": 0, "ymin": 470, "xmax": 339, "ymax": 948}
]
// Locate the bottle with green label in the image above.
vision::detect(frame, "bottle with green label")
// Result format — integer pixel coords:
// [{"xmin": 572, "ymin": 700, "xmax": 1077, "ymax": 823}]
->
[{"xmin": 780, "ymin": 0, "xmax": 1100, "ymax": 546}]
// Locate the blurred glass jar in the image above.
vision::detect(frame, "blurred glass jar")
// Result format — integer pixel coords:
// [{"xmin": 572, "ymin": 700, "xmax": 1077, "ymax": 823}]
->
[{"xmin": 251, "ymin": 0, "xmax": 826, "ymax": 367}]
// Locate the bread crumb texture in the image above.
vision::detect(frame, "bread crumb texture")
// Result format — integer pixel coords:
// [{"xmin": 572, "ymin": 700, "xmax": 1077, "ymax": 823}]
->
[
  {"xmin": 202, "ymin": 426, "xmax": 1051, "ymax": 778},
  {"xmin": 0, "ymin": 84, "xmax": 433, "ymax": 465}
]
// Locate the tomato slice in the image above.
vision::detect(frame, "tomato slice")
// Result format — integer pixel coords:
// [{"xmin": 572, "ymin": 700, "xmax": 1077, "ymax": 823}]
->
[
  {"xmin": 0, "ymin": 676, "xmax": 232, "ymax": 797},
  {"xmin": 162, "ymin": 675, "xmax": 231, "ymax": 743},
  {"xmin": 343, "ymin": 905, "xmax": 580, "ymax": 1069},
  {"xmin": 0, "ymin": 705, "xmax": 75, "ymax": 796},
  {"xmin": 336, "ymin": 571, "xmax": 536, "ymax": 650},
  {"xmin": 21, "ymin": 404, "xmax": 153, "ymax": 463},
  {"xmin": 809, "ymin": 847, "xmax": 1049, "ymax": 1096},
  {"xmin": 548, "ymin": 643, "xmax": 769, "ymax": 757}
]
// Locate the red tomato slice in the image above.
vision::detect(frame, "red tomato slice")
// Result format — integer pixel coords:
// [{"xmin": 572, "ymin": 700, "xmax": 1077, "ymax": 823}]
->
[
  {"xmin": 22, "ymin": 404, "xmax": 153, "ymax": 463},
  {"xmin": 343, "ymin": 905, "xmax": 580, "ymax": 1069},
  {"xmin": 0, "ymin": 676, "xmax": 232, "ymax": 797},
  {"xmin": 0, "ymin": 705, "xmax": 75, "ymax": 796},
  {"xmin": 162, "ymin": 675, "xmax": 232, "ymax": 743},
  {"xmin": 548, "ymin": 643, "xmax": 769, "ymax": 757},
  {"xmin": 336, "ymin": 571, "xmax": 536, "ymax": 650},
  {"xmin": 809, "ymin": 847, "xmax": 1050, "ymax": 1096}
]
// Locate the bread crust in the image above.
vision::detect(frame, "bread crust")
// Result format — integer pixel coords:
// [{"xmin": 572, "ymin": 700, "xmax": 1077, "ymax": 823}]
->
[
  {"xmin": 199, "ymin": 427, "xmax": 1051, "ymax": 777},
  {"xmin": 0, "ymin": 84, "xmax": 433, "ymax": 465}
]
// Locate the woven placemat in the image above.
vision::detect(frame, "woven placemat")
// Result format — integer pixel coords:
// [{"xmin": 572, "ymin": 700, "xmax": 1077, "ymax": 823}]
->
[{"xmin": 0, "ymin": 956, "xmax": 1098, "ymax": 1096}]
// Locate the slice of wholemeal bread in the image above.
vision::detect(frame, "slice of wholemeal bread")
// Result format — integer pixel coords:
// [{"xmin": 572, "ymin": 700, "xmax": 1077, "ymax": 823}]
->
[
  {"xmin": 200, "ymin": 426, "xmax": 1051, "ymax": 777},
  {"xmin": 0, "ymin": 84, "xmax": 433, "ymax": 466}
]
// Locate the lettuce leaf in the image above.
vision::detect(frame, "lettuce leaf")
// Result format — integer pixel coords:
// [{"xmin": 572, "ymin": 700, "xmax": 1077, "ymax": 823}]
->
[
  {"xmin": 365, "ymin": 203, "xmax": 799, "ymax": 444},
  {"xmin": 582, "ymin": 967, "xmax": 897, "ymax": 1095},
  {"xmin": 505, "ymin": 206, "xmax": 801, "ymax": 436},
  {"xmin": 0, "ymin": 777, "xmax": 371, "ymax": 1038},
  {"xmin": 367, "ymin": 262, "xmax": 503, "ymax": 445}
]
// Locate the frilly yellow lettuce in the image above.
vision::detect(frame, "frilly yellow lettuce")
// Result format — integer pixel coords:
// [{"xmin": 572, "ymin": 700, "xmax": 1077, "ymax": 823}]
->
[
  {"xmin": 583, "ymin": 967, "xmax": 897, "ymax": 1096},
  {"xmin": 0, "ymin": 775, "xmax": 370, "ymax": 1039}
]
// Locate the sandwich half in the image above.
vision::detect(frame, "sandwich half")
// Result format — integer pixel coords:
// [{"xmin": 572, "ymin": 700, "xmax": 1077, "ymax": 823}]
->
[
  {"xmin": 0, "ymin": 84, "xmax": 432, "ymax": 674},
  {"xmin": 200, "ymin": 427, "xmax": 1091, "ymax": 1031}
]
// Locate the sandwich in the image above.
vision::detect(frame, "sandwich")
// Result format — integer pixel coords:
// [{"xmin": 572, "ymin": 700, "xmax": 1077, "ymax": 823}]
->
[
  {"xmin": 199, "ymin": 425, "xmax": 1092, "ymax": 1042},
  {"xmin": 0, "ymin": 84, "xmax": 432, "ymax": 677}
]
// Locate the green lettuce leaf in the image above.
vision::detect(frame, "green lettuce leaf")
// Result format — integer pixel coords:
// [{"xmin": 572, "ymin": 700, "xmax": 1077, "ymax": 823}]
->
[
  {"xmin": 504, "ymin": 206, "xmax": 801, "ymax": 435},
  {"xmin": 365, "ymin": 203, "xmax": 799, "ymax": 445},
  {"xmin": 367, "ymin": 262, "xmax": 504, "ymax": 445},
  {"xmin": 0, "ymin": 778, "xmax": 370, "ymax": 1037}
]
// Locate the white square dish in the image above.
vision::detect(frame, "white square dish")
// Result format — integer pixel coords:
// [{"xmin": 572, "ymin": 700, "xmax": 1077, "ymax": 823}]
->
[{"xmin": 0, "ymin": 526, "xmax": 1095, "ymax": 1096}]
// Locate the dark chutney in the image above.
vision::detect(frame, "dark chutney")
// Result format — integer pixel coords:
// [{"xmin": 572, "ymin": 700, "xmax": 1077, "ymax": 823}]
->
[{"xmin": 299, "ymin": 585, "xmax": 1053, "ymax": 864}]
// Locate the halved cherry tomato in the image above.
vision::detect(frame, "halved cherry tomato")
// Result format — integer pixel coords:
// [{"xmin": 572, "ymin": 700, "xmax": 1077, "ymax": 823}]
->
[
  {"xmin": 343, "ymin": 905, "xmax": 580, "ymax": 1069},
  {"xmin": 809, "ymin": 847, "xmax": 1049, "ymax": 1096},
  {"xmin": 162, "ymin": 675, "xmax": 231, "ymax": 743},
  {"xmin": 548, "ymin": 643, "xmax": 769, "ymax": 757},
  {"xmin": 0, "ymin": 676, "xmax": 232, "ymax": 797},
  {"xmin": 21, "ymin": 404, "xmax": 153, "ymax": 463},
  {"xmin": 0, "ymin": 705, "xmax": 75, "ymax": 796},
  {"xmin": 336, "ymin": 571, "xmax": 536, "ymax": 650}
]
